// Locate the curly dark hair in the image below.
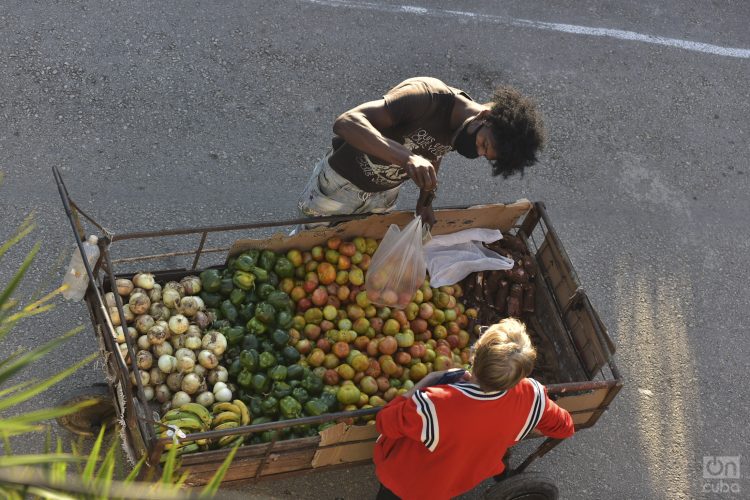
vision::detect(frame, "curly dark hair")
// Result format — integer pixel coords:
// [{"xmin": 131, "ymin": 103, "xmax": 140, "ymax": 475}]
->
[{"xmin": 485, "ymin": 86, "xmax": 546, "ymax": 178}]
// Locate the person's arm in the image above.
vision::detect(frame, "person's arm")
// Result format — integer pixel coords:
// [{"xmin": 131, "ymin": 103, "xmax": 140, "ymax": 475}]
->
[
  {"xmin": 415, "ymin": 158, "xmax": 441, "ymax": 227},
  {"xmin": 333, "ymin": 100, "xmax": 437, "ymax": 191},
  {"xmin": 534, "ymin": 388, "xmax": 575, "ymax": 439},
  {"xmin": 375, "ymin": 388, "xmax": 442, "ymax": 452}
]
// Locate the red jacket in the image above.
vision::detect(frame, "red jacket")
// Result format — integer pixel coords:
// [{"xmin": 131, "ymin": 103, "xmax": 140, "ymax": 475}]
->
[{"xmin": 373, "ymin": 378, "xmax": 574, "ymax": 500}]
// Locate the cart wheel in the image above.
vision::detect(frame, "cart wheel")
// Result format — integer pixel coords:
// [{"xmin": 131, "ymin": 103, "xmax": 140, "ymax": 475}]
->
[
  {"xmin": 483, "ymin": 472, "xmax": 558, "ymax": 500},
  {"xmin": 56, "ymin": 384, "xmax": 117, "ymax": 437}
]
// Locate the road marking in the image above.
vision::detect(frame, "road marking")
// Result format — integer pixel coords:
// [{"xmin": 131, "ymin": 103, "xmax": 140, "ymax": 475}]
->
[{"xmin": 302, "ymin": 0, "xmax": 750, "ymax": 59}]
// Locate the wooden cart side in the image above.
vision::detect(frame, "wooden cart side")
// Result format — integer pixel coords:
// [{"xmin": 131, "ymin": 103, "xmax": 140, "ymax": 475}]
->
[{"xmin": 521, "ymin": 203, "xmax": 616, "ymax": 379}]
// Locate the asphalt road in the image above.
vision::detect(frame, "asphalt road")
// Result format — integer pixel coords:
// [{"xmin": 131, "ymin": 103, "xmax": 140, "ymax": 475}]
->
[{"xmin": 1, "ymin": 1, "xmax": 748, "ymax": 499}]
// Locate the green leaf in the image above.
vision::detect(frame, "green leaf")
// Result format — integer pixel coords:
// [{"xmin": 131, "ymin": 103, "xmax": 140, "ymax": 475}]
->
[
  {"xmin": 0, "ymin": 348, "xmax": 93, "ymax": 412},
  {"xmin": 0, "ymin": 241, "xmax": 40, "ymax": 314},
  {"xmin": 0, "ymin": 214, "xmax": 35, "ymax": 261},
  {"xmin": 159, "ymin": 439, "xmax": 179, "ymax": 486},
  {"xmin": 2, "ymin": 400, "xmax": 97, "ymax": 428},
  {"xmin": 0, "ymin": 378, "xmax": 37, "ymax": 400},
  {"xmin": 0, "ymin": 454, "xmax": 84, "ymax": 467},
  {"xmin": 50, "ymin": 438, "xmax": 67, "ymax": 485},
  {"xmin": 199, "ymin": 440, "xmax": 241, "ymax": 497},
  {"xmin": 122, "ymin": 456, "xmax": 145, "ymax": 484},
  {"xmin": 81, "ymin": 426, "xmax": 106, "ymax": 484}
]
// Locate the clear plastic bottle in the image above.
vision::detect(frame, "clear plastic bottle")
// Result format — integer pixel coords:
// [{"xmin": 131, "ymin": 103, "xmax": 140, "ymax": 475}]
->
[{"xmin": 62, "ymin": 235, "xmax": 100, "ymax": 301}]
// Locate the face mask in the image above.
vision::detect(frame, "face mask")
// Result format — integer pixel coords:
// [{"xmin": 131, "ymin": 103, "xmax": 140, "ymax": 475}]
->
[{"xmin": 453, "ymin": 119, "xmax": 482, "ymax": 159}]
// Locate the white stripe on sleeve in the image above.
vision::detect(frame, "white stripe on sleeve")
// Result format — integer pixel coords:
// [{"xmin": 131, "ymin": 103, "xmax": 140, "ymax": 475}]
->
[{"xmin": 413, "ymin": 391, "xmax": 440, "ymax": 452}]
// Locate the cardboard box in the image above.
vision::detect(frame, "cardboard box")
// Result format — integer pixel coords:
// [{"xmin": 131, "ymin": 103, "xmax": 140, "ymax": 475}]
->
[{"xmin": 312, "ymin": 422, "xmax": 380, "ymax": 468}]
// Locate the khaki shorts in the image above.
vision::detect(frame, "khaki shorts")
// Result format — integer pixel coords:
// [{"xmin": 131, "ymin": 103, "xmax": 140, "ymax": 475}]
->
[{"xmin": 296, "ymin": 153, "xmax": 400, "ymax": 230}]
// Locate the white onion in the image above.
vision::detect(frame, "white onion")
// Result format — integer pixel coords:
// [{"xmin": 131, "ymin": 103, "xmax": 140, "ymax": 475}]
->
[
  {"xmin": 168, "ymin": 314, "xmax": 189, "ymax": 335},
  {"xmin": 193, "ymin": 312, "xmax": 211, "ymax": 330},
  {"xmin": 149, "ymin": 302, "xmax": 171, "ymax": 321},
  {"xmin": 212, "ymin": 381, "xmax": 228, "ymax": 394},
  {"xmin": 155, "ymin": 384, "xmax": 171, "ymax": 403},
  {"xmin": 148, "ymin": 283, "xmax": 162, "ymax": 303},
  {"xmin": 117, "ymin": 343, "xmax": 130, "ymax": 363},
  {"xmin": 114, "ymin": 326, "xmax": 137, "ymax": 344},
  {"xmin": 135, "ymin": 314, "xmax": 155, "ymax": 334},
  {"xmin": 176, "ymin": 356, "xmax": 195, "ymax": 374},
  {"xmin": 128, "ymin": 293, "xmax": 151, "ymax": 315},
  {"xmin": 136, "ymin": 350, "xmax": 153, "ymax": 370},
  {"xmin": 104, "ymin": 292, "xmax": 117, "ymax": 308},
  {"xmin": 197, "ymin": 350, "xmax": 219, "ymax": 370},
  {"xmin": 137, "ymin": 335, "xmax": 151, "ymax": 350},
  {"xmin": 142, "ymin": 386, "xmax": 155, "ymax": 401},
  {"xmin": 152, "ymin": 342, "xmax": 173, "ymax": 357},
  {"xmin": 116, "ymin": 278, "xmax": 134, "ymax": 296},
  {"xmin": 178, "ymin": 296, "xmax": 202, "ymax": 317},
  {"xmin": 207, "ymin": 366, "xmax": 229, "ymax": 386},
  {"xmin": 163, "ymin": 281, "xmax": 185, "ymax": 295},
  {"xmin": 108, "ymin": 307, "xmax": 122, "ymax": 327},
  {"xmin": 180, "ymin": 276, "xmax": 202, "ymax": 296},
  {"xmin": 147, "ymin": 324, "xmax": 168, "ymax": 345},
  {"xmin": 181, "ymin": 373, "xmax": 202, "ymax": 395},
  {"xmin": 175, "ymin": 348, "xmax": 196, "ymax": 361},
  {"xmin": 133, "ymin": 272, "xmax": 156, "ymax": 290},
  {"xmin": 162, "ymin": 288, "xmax": 182, "ymax": 309},
  {"xmin": 195, "ymin": 391, "xmax": 215, "ymax": 407},
  {"xmin": 130, "ymin": 369, "xmax": 150, "ymax": 387},
  {"xmin": 184, "ymin": 334, "xmax": 202, "ymax": 351},
  {"xmin": 149, "ymin": 367, "xmax": 165, "ymax": 385},
  {"xmin": 122, "ymin": 304, "xmax": 135, "ymax": 323},
  {"xmin": 172, "ymin": 391, "xmax": 191, "ymax": 408},
  {"xmin": 170, "ymin": 334, "xmax": 187, "ymax": 350},
  {"xmin": 166, "ymin": 372, "xmax": 183, "ymax": 392},
  {"xmin": 214, "ymin": 387, "xmax": 233, "ymax": 402},
  {"xmin": 202, "ymin": 331, "xmax": 227, "ymax": 356},
  {"xmin": 192, "ymin": 364, "xmax": 207, "ymax": 379},
  {"xmin": 157, "ymin": 354, "xmax": 177, "ymax": 374}
]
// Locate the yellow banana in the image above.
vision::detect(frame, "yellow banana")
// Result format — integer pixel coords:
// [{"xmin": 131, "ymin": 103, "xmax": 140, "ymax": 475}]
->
[
  {"xmin": 180, "ymin": 403, "xmax": 213, "ymax": 427},
  {"xmin": 167, "ymin": 418, "xmax": 205, "ymax": 433},
  {"xmin": 212, "ymin": 402, "xmax": 242, "ymax": 416},
  {"xmin": 213, "ymin": 421, "xmax": 239, "ymax": 431},
  {"xmin": 233, "ymin": 399, "xmax": 251, "ymax": 426},
  {"xmin": 212, "ymin": 411, "xmax": 241, "ymax": 427},
  {"xmin": 162, "ymin": 411, "xmax": 203, "ymax": 428}
]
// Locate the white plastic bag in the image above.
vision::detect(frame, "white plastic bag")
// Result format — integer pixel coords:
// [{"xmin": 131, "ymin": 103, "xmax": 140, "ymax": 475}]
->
[
  {"xmin": 365, "ymin": 216, "xmax": 427, "ymax": 309},
  {"xmin": 423, "ymin": 228, "xmax": 514, "ymax": 287}
]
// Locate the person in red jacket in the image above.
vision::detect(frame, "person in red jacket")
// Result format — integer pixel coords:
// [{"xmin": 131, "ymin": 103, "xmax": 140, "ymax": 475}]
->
[{"xmin": 373, "ymin": 318, "xmax": 574, "ymax": 500}]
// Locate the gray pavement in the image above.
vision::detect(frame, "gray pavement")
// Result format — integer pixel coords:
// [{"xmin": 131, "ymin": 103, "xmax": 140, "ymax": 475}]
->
[{"xmin": 1, "ymin": 1, "xmax": 748, "ymax": 499}]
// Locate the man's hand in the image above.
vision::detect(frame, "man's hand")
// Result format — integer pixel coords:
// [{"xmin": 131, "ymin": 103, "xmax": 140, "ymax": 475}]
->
[
  {"xmin": 416, "ymin": 202, "xmax": 436, "ymax": 229},
  {"xmin": 404, "ymin": 155, "xmax": 437, "ymax": 191}
]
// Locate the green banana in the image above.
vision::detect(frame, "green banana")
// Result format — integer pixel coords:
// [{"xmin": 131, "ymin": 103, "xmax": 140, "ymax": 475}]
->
[
  {"xmin": 212, "ymin": 402, "xmax": 242, "ymax": 416},
  {"xmin": 213, "ymin": 421, "xmax": 239, "ymax": 431},
  {"xmin": 212, "ymin": 411, "xmax": 241, "ymax": 427},
  {"xmin": 218, "ymin": 435, "xmax": 244, "ymax": 448},
  {"xmin": 166, "ymin": 418, "xmax": 205, "ymax": 433},
  {"xmin": 233, "ymin": 399, "xmax": 251, "ymax": 426},
  {"xmin": 180, "ymin": 403, "xmax": 213, "ymax": 427}
]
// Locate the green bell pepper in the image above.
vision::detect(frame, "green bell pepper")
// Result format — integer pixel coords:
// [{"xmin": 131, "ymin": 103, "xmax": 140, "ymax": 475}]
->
[
  {"xmin": 219, "ymin": 277, "xmax": 235, "ymax": 296},
  {"xmin": 251, "ymin": 373, "xmax": 270, "ymax": 393},
  {"xmin": 286, "ymin": 364, "xmax": 305, "ymax": 381},
  {"xmin": 242, "ymin": 334, "xmax": 259, "ymax": 351},
  {"xmin": 301, "ymin": 375, "xmax": 323, "ymax": 396},
  {"xmin": 282, "ymin": 345, "xmax": 301, "ymax": 364},
  {"xmin": 250, "ymin": 266, "xmax": 269, "ymax": 283},
  {"xmin": 268, "ymin": 365, "xmax": 288, "ymax": 382},
  {"xmin": 304, "ymin": 398, "xmax": 328, "ymax": 417},
  {"xmin": 267, "ymin": 290, "xmax": 293, "ymax": 312},
  {"xmin": 273, "ymin": 257, "xmax": 295, "ymax": 279},
  {"xmin": 254, "ymin": 302, "xmax": 276, "ymax": 324},
  {"xmin": 271, "ymin": 381, "xmax": 292, "ymax": 399},
  {"xmin": 260, "ymin": 396, "xmax": 279, "ymax": 417},
  {"xmin": 200, "ymin": 291, "xmax": 222, "ymax": 309},
  {"xmin": 279, "ymin": 396, "xmax": 302, "ymax": 419},
  {"xmin": 229, "ymin": 288, "xmax": 247, "ymax": 306},
  {"xmin": 235, "ymin": 253, "xmax": 257, "ymax": 272},
  {"xmin": 223, "ymin": 326, "xmax": 245, "ymax": 347},
  {"xmin": 319, "ymin": 391, "xmax": 339, "ymax": 412},
  {"xmin": 199, "ymin": 269, "xmax": 222, "ymax": 293},
  {"xmin": 240, "ymin": 349, "xmax": 260, "ymax": 372},
  {"xmin": 259, "ymin": 250, "xmax": 277, "ymax": 271},
  {"xmin": 271, "ymin": 329, "xmax": 290, "ymax": 348},
  {"xmin": 246, "ymin": 317, "xmax": 268, "ymax": 335},
  {"xmin": 220, "ymin": 300, "xmax": 238, "ymax": 323},
  {"xmin": 292, "ymin": 387, "xmax": 310, "ymax": 405},
  {"xmin": 276, "ymin": 310, "xmax": 293, "ymax": 330},
  {"xmin": 258, "ymin": 351, "xmax": 277, "ymax": 371},
  {"xmin": 237, "ymin": 369, "xmax": 254, "ymax": 390},
  {"xmin": 232, "ymin": 271, "xmax": 256, "ymax": 291},
  {"xmin": 228, "ymin": 358, "xmax": 242, "ymax": 379},
  {"xmin": 257, "ymin": 283, "xmax": 276, "ymax": 301}
]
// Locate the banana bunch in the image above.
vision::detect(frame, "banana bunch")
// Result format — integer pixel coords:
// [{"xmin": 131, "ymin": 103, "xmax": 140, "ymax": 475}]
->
[
  {"xmin": 158, "ymin": 402, "xmax": 212, "ymax": 456},
  {"xmin": 210, "ymin": 399, "xmax": 251, "ymax": 448}
]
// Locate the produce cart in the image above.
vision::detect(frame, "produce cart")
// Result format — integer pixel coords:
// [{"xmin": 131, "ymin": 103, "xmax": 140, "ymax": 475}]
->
[{"xmin": 53, "ymin": 166, "xmax": 621, "ymax": 499}]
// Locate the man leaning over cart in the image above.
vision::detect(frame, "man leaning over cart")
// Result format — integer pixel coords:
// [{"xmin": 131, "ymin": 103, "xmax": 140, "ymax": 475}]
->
[
  {"xmin": 294, "ymin": 76, "xmax": 545, "ymax": 231},
  {"xmin": 373, "ymin": 318, "xmax": 574, "ymax": 500}
]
